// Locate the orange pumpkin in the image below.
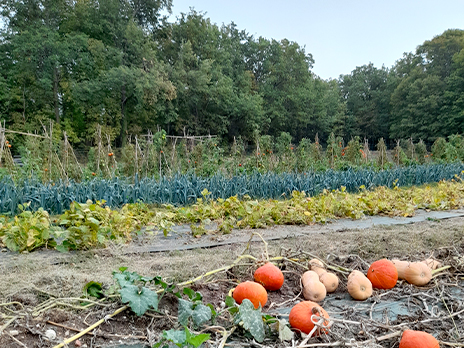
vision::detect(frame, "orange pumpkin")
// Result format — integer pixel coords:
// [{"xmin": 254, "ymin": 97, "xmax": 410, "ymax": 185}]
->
[
  {"xmin": 399, "ymin": 330, "xmax": 440, "ymax": 348},
  {"xmin": 232, "ymin": 281, "xmax": 268, "ymax": 309},
  {"xmin": 254, "ymin": 262, "xmax": 284, "ymax": 291},
  {"xmin": 288, "ymin": 301, "xmax": 330, "ymax": 336},
  {"xmin": 367, "ymin": 259, "xmax": 398, "ymax": 289}
]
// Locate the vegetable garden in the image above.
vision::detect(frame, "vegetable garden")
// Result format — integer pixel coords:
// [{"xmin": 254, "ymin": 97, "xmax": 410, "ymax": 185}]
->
[
  {"xmin": 1, "ymin": 226, "xmax": 463, "ymax": 348},
  {"xmin": 1, "ymin": 125, "xmax": 464, "ymax": 347}
]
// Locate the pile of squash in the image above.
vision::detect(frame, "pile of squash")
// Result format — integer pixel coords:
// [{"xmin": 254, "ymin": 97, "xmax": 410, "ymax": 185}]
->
[{"xmin": 231, "ymin": 257, "xmax": 443, "ymax": 345}]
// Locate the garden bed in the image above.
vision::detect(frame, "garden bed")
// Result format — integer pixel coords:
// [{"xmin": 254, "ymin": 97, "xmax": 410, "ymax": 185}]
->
[{"xmin": 1, "ymin": 216, "xmax": 463, "ymax": 347}]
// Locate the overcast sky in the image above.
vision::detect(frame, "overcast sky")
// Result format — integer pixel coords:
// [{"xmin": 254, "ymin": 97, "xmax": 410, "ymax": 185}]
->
[{"xmin": 167, "ymin": 0, "xmax": 464, "ymax": 80}]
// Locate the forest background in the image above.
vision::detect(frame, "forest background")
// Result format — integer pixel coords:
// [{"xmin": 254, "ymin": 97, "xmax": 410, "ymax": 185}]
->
[{"xmin": 1, "ymin": 0, "xmax": 464, "ymax": 178}]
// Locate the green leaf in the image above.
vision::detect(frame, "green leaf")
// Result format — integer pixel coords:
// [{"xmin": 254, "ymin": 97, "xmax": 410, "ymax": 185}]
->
[
  {"xmin": 178, "ymin": 298, "xmax": 193, "ymax": 326},
  {"xmin": 119, "ymin": 284, "xmax": 158, "ymax": 316},
  {"xmin": 206, "ymin": 303, "xmax": 217, "ymax": 319},
  {"xmin": 192, "ymin": 304, "xmax": 212, "ymax": 326},
  {"xmin": 55, "ymin": 243, "xmax": 69, "ymax": 253},
  {"xmin": 83, "ymin": 281, "xmax": 104, "ymax": 299},
  {"xmin": 236, "ymin": 299, "xmax": 265, "ymax": 343},
  {"xmin": 113, "ymin": 270, "xmax": 141, "ymax": 288},
  {"xmin": 162, "ymin": 329, "xmax": 186, "ymax": 344},
  {"xmin": 273, "ymin": 319, "xmax": 294, "ymax": 342},
  {"xmin": 183, "ymin": 287, "xmax": 202, "ymax": 301},
  {"xmin": 225, "ymin": 296, "xmax": 235, "ymax": 307},
  {"xmin": 225, "ymin": 295, "xmax": 238, "ymax": 315},
  {"xmin": 185, "ymin": 327, "xmax": 210, "ymax": 347}
]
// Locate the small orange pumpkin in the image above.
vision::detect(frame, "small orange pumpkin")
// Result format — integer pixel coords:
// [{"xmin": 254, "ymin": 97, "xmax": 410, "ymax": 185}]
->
[
  {"xmin": 404, "ymin": 262, "xmax": 432, "ymax": 286},
  {"xmin": 288, "ymin": 301, "xmax": 330, "ymax": 336},
  {"xmin": 232, "ymin": 281, "xmax": 268, "ymax": 309},
  {"xmin": 347, "ymin": 272, "xmax": 373, "ymax": 300},
  {"xmin": 254, "ymin": 262, "xmax": 284, "ymax": 291},
  {"xmin": 367, "ymin": 259, "xmax": 398, "ymax": 289},
  {"xmin": 399, "ymin": 329, "xmax": 439, "ymax": 348}
]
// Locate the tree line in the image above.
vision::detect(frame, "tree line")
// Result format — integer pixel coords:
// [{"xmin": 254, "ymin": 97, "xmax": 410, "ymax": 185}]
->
[{"xmin": 1, "ymin": 0, "xmax": 463, "ymax": 150}]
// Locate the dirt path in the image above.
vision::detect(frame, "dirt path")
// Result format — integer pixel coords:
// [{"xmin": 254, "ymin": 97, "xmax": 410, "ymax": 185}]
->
[{"xmin": 1, "ymin": 216, "xmax": 464, "ymax": 347}]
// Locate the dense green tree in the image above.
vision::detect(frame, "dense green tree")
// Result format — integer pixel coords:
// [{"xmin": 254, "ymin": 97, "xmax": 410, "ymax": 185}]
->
[
  {"xmin": 339, "ymin": 63, "xmax": 391, "ymax": 142},
  {"xmin": 389, "ymin": 29, "xmax": 464, "ymax": 141}
]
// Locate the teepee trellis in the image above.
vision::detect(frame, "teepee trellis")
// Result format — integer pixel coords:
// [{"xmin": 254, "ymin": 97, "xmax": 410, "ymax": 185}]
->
[
  {"xmin": 0, "ymin": 121, "xmax": 16, "ymax": 175},
  {"xmin": 62, "ymin": 131, "xmax": 83, "ymax": 181},
  {"xmin": 0, "ymin": 120, "xmax": 5, "ymax": 167},
  {"xmin": 106, "ymin": 134, "xmax": 117, "ymax": 177}
]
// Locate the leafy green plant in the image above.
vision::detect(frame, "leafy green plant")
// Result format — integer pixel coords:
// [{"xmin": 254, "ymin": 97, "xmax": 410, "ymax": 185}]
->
[
  {"xmin": 345, "ymin": 136, "xmax": 363, "ymax": 165},
  {"xmin": 0, "ymin": 203, "xmax": 56, "ymax": 252},
  {"xmin": 57, "ymin": 200, "xmax": 115, "ymax": 250},
  {"xmin": 178, "ymin": 288, "xmax": 214, "ymax": 327},
  {"xmin": 154, "ymin": 327, "xmax": 210, "ymax": 348},
  {"xmin": 83, "ymin": 281, "xmax": 105, "ymax": 299},
  {"xmin": 226, "ymin": 296, "xmax": 288, "ymax": 343},
  {"xmin": 113, "ymin": 267, "xmax": 161, "ymax": 316},
  {"xmin": 432, "ymin": 137, "xmax": 447, "ymax": 161},
  {"xmin": 153, "ymin": 287, "xmax": 215, "ymax": 347}
]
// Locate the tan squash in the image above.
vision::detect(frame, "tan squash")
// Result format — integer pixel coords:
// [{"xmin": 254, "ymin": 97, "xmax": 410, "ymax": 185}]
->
[
  {"xmin": 319, "ymin": 272, "xmax": 339, "ymax": 293},
  {"xmin": 392, "ymin": 259, "xmax": 409, "ymax": 280},
  {"xmin": 309, "ymin": 259, "xmax": 327, "ymax": 276},
  {"xmin": 347, "ymin": 272, "xmax": 373, "ymax": 300},
  {"xmin": 313, "ymin": 267, "xmax": 328, "ymax": 277},
  {"xmin": 309, "ymin": 258, "xmax": 324, "ymax": 268},
  {"xmin": 301, "ymin": 271, "xmax": 320, "ymax": 286},
  {"xmin": 302, "ymin": 279, "xmax": 327, "ymax": 302},
  {"xmin": 421, "ymin": 258, "xmax": 441, "ymax": 270},
  {"xmin": 404, "ymin": 262, "xmax": 432, "ymax": 286},
  {"xmin": 348, "ymin": 270, "xmax": 365, "ymax": 280}
]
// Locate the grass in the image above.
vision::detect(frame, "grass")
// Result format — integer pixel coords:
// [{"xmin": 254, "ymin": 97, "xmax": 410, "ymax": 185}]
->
[{"xmin": 2, "ymin": 216, "xmax": 463, "ymax": 300}]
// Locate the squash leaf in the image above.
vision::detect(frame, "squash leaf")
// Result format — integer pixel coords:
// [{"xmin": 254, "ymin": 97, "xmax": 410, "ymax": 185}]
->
[
  {"xmin": 235, "ymin": 299, "xmax": 265, "ymax": 342},
  {"xmin": 191, "ymin": 304, "xmax": 212, "ymax": 326},
  {"xmin": 178, "ymin": 299, "xmax": 212, "ymax": 327},
  {"xmin": 162, "ymin": 328, "xmax": 186, "ymax": 344},
  {"xmin": 83, "ymin": 281, "xmax": 104, "ymax": 299},
  {"xmin": 113, "ymin": 270, "xmax": 141, "ymax": 288},
  {"xmin": 119, "ymin": 284, "xmax": 158, "ymax": 316},
  {"xmin": 178, "ymin": 298, "xmax": 193, "ymax": 326},
  {"xmin": 185, "ymin": 327, "xmax": 210, "ymax": 347}
]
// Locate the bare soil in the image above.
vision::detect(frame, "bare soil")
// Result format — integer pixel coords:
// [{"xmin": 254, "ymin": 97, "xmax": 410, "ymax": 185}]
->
[{"xmin": 1, "ymin": 217, "xmax": 464, "ymax": 347}]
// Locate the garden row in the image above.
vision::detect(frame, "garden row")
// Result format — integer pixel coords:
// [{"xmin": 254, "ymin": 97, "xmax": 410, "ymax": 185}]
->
[
  {"xmin": 3, "ymin": 125, "xmax": 464, "ymax": 182},
  {"xmin": 1, "ymin": 172, "xmax": 464, "ymax": 252},
  {"xmin": 0, "ymin": 163, "xmax": 463, "ymax": 215}
]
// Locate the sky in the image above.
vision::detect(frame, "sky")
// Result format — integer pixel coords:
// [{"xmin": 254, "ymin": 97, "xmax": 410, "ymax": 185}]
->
[{"xmin": 166, "ymin": 0, "xmax": 464, "ymax": 80}]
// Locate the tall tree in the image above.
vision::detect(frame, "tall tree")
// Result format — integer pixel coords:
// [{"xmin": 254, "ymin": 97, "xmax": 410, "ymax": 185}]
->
[
  {"xmin": 389, "ymin": 29, "xmax": 464, "ymax": 141},
  {"xmin": 339, "ymin": 63, "xmax": 391, "ymax": 142}
]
